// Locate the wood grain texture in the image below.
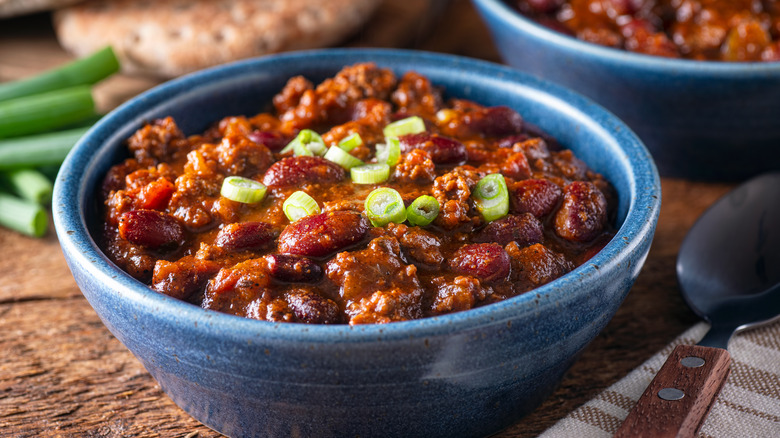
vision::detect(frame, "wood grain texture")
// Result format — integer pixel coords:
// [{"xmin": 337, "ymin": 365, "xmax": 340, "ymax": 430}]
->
[
  {"xmin": 615, "ymin": 345, "xmax": 731, "ymax": 438},
  {"xmin": 0, "ymin": 1, "xmax": 738, "ymax": 436}
]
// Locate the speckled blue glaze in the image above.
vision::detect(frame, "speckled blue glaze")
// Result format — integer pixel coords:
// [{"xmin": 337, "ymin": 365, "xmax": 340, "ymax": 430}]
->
[
  {"xmin": 472, "ymin": 0, "xmax": 780, "ymax": 181},
  {"xmin": 53, "ymin": 49, "xmax": 660, "ymax": 438}
]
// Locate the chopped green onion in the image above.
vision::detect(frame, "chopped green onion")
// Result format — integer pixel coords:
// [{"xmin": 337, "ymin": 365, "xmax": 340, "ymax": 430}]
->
[
  {"xmin": 305, "ymin": 140, "xmax": 327, "ymax": 156},
  {"xmin": 1, "ymin": 169, "xmax": 53, "ymax": 204},
  {"xmin": 324, "ymin": 146, "xmax": 364, "ymax": 170},
  {"xmin": 0, "ymin": 193, "xmax": 47, "ymax": 237},
  {"xmin": 293, "ymin": 141, "xmax": 314, "ymax": 157},
  {"xmin": 383, "ymin": 116, "xmax": 426, "ymax": 138},
  {"xmin": 337, "ymin": 133, "xmax": 363, "ymax": 152},
  {"xmin": 220, "ymin": 176, "xmax": 267, "ymax": 204},
  {"xmin": 375, "ymin": 137, "xmax": 401, "ymax": 166},
  {"xmin": 0, "ymin": 85, "xmax": 96, "ymax": 138},
  {"xmin": 281, "ymin": 129, "xmax": 326, "ymax": 156},
  {"xmin": 365, "ymin": 187, "xmax": 407, "ymax": 227},
  {"xmin": 283, "ymin": 191, "xmax": 320, "ymax": 222},
  {"xmin": 350, "ymin": 163, "xmax": 390, "ymax": 184},
  {"xmin": 0, "ymin": 126, "xmax": 90, "ymax": 170},
  {"xmin": 473, "ymin": 174, "xmax": 509, "ymax": 222},
  {"xmin": 406, "ymin": 195, "xmax": 440, "ymax": 227},
  {"xmin": 0, "ymin": 46, "xmax": 120, "ymax": 102}
]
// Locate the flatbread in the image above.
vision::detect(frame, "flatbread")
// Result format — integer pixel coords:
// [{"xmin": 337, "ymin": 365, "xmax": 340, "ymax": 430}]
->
[
  {"xmin": 53, "ymin": 0, "xmax": 382, "ymax": 78},
  {"xmin": 0, "ymin": 0, "xmax": 83, "ymax": 18}
]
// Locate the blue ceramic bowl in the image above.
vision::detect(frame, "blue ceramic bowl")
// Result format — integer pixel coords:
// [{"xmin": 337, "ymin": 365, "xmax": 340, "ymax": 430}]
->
[
  {"xmin": 53, "ymin": 49, "xmax": 660, "ymax": 438},
  {"xmin": 472, "ymin": 0, "xmax": 780, "ymax": 181}
]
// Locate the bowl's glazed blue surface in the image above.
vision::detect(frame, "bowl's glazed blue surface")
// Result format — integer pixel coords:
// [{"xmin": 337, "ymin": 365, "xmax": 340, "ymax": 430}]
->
[
  {"xmin": 53, "ymin": 49, "xmax": 660, "ymax": 438},
  {"xmin": 473, "ymin": 0, "xmax": 780, "ymax": 181}
]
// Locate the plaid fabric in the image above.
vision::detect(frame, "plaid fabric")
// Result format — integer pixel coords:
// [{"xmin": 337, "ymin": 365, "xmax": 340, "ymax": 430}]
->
[{"xmin": 540, "ymin": 321, "xmax": 780, "ymax": 437}]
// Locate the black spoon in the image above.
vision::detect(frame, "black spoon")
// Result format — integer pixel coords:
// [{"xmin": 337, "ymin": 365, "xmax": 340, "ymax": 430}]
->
[{"xmin": 616, "ymin": 172, "xmax": 780, "ymax": 438}]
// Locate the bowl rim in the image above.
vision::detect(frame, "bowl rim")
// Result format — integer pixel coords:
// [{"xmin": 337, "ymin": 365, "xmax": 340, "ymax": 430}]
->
[
  {"xmin": 53, "ymin": 48, "xmax": 660, "ymax": 343},
  {"xmin": 473, "ymin": 0, "xmax": 780, "ymax": 75}
]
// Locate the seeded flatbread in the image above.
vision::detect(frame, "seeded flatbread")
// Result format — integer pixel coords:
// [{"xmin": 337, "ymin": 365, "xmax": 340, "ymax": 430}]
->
[
  {"xmin": 0, "ymin": 0, "xmax": 83, "ymax": 18},
  {"xmin": 53, "ymin": 0, "xmax": 382, "ymax": 78}
]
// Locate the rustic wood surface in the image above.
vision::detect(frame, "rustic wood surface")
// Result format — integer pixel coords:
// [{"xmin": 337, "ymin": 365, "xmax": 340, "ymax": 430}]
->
[{"xmin": 0, "ymin": 1, "xmax": 738, "ymax": 437}]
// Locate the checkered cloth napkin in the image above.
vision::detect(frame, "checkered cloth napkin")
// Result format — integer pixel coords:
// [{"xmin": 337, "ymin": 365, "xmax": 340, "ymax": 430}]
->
[{"xmin": 540, "ymin": 321, "xmax": 780, "ymax": 437}]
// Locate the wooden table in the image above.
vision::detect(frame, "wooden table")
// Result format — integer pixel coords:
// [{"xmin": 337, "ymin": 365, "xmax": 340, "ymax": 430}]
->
[{"xmin": 0, "ymin": 2, "xmax": 737, "ymax": 436}]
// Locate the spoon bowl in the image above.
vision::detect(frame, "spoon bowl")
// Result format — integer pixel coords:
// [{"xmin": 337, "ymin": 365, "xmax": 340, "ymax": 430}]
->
[{"xmin": 678, "ymin": 172, "xmax": 780, "ymax": 346}]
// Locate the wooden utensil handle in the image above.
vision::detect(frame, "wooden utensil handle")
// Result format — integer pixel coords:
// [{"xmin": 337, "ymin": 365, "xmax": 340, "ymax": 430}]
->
[{"xmin": 614, "ymin": 344, "xmax": 731, "ymax": 438}]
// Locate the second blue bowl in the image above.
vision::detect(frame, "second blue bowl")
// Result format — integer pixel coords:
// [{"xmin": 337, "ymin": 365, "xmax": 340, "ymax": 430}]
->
[{"xmin": 473, "ymin": 0, "xmax": 780, "ymax": 180}]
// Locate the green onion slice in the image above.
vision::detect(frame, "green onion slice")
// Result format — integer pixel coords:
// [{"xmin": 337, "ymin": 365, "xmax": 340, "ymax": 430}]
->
[
  {"xmin": 324, "ymin": 146, "xmax": 364, "ymax": 170},
  {"xmin": 473, "ymin": 174, "xmax": 509, "ymax": 222},
  {"xmin": 365, "ymin": 187, "xmax": 407, "ymax": 227},
  {"xmin": 305, "ymin": 140, "xmax": 327, "ymax": 156},
  {"xmin": 376, "ymin": 137, "xmax": 401, "ymax": 166},
  {"xmin": 283, "ymin": 191, "xmax": 320, "ymax": 222},
  {"xmin": 383, "ymin": 116, "xmax": 426, "ymax": 138},
  {"xmin": 350, "ymin": 163, "xmax": 390, "ymax": 184},
  {"xmin": 337, "ymin": 133, "xmax": 363, "ymax": 152},
  {"xmin": 406, "ymin": 195, "xmax": 440, "ymax": 227},
  {"xmin": 281, "ymin": 129, "xmax": 326, "ymax": 156},
  {"xmin": 220, "ymin": 176, "xmax": 267, "ymax": 204},
  {"xmin": 0, "ymin": 193, "xmax": 47, "ymax": 237},
  {"xmin": 293, "ymin": 141, "xmax": 314, "ymax": 157}
]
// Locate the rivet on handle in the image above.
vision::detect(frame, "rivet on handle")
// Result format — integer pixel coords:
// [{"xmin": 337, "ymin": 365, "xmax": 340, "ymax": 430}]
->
[
  {"xmin": 658, "ymin": 388, "xmax": 685, "ymax": 401},
  {"xmin": 681, "ymin": 356, "xmax": 705, "ymax": 368}
]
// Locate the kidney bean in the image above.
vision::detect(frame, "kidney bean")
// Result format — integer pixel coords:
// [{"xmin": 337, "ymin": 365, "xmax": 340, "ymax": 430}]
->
[
  {"xmin": 286, "ymin": 289, "xmax": 341, "ymax": 324},
  {"xmin": 278, "ymin": 211, "xmax": 369, "ymax": 257},
  {"xmin": 118, "ymin": 209, "xmax": 184, "ymax": 249},
  {"xmin": 450, "ymin": 243, "xmax": 511, "ymax": 283},
  {"xmin": 264, "ymin": 254, "xmax": 322, "ymax": 283},
  {"xmin": 398, "ymin": 132, "xmax": 467, "ymax": 165},
  {"xmin": 215, "ymin": 222, "xmax": 275, "ymax": 252},
  {"xmin": 554, "ymin": 181, "xmax": 608, "ymax": 242},
  {"xmin": 248, "ymin": 130, "xmax": 290, "ymax": 152},
  {"xmin": 511, "ymin": 179, "xmax": 563, "ymax": 218},
  {"xmin": 463, "ymin": 106, "xmax": 524, "ymax": 138},
  {"xmin": 474, "ymin": 213, "xmax": 543, "ymax": 247},
  {"xmin": 262, "ymin": 156, "xmax": 345, "ymax": 187}
]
